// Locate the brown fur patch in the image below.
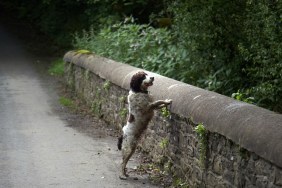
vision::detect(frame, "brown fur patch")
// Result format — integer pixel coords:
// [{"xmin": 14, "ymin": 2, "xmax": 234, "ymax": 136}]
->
[{"xmin": 128, "ymin": 113, "xmax": 135, "ymax": 123}]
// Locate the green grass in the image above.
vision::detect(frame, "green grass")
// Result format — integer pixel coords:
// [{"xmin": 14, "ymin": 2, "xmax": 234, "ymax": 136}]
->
[
  {"xmin": 48, "ymin": 59, "xmax": 65, "ymax": 76},
  {"xmin": 59, "ymin": 97, "xmax": 74, "ymax": 108}
]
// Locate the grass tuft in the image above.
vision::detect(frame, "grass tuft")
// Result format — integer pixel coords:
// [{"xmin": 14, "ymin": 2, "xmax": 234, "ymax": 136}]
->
[
  {"xmin": 48, "ymin": 59, "xmax": 65, "ymax": 76},
  {"xmin": 59, "ymin": 96, "xmax": 74, "ymax": 108}
]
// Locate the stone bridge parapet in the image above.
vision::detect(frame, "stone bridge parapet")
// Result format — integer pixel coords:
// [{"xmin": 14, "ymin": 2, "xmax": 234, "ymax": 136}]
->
[{"xmin": 64, "ymin": 50, "xmax": 282, "ymax": 187}]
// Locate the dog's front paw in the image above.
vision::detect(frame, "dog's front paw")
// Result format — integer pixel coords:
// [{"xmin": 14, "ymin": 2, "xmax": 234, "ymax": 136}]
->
[{"xmin": 165, "ymin": 99, "xmax": 172, "ymax": 104}]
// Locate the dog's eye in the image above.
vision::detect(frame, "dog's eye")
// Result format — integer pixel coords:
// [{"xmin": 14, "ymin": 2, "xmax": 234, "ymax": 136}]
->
[{"xmin": 141, "ymin": 74, "xmax": 146, "ymax": 80}]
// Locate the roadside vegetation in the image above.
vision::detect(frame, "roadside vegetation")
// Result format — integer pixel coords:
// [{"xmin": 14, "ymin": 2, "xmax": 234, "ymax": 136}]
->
[
  {"xmin": 2, "ymin": 0, "xmax": 281, "ymax": 113},
  {"xmin": 59, "ymin": 96, "xmax": 74, "ymax": 108},
  {"xmin": 48, "ymin": 59, "xmax": 64, "ymax": 76}
]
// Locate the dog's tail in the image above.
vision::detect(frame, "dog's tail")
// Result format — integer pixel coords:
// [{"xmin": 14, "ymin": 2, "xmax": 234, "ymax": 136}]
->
[{"xmin": 117, "ymin": 135, "xmax": 123, "ymax": 150}]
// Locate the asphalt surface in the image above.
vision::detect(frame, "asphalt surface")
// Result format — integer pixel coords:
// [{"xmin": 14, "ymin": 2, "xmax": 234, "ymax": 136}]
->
[{"xmin": 0, "ymin": 25, "xmax": 158, "ymax": 188}]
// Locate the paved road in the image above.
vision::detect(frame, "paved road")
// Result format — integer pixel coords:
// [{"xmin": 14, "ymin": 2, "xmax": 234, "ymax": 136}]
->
[{"xmin": 0, "ymin": 25, "xmax": 157, "ymax": 188}]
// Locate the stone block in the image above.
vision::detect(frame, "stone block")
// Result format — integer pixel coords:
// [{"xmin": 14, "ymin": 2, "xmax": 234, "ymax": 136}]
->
[
  {"xmin": 255, "ymin": 175, "xmax": 268, "ymax": 188},
  {"xmin": 206, "ymin": 172, "xmax": 221, "ymax": 187},
  {"xmin": 274, "ymin": 167, "xmax": 282, "ymax": 186},
  {"xmin": 255, "ymin": 160, "xmax": 272, "ymax": 176},
  {"xmin": 213, "ymin": 156, "xmax": 224, "ymax": 175}
]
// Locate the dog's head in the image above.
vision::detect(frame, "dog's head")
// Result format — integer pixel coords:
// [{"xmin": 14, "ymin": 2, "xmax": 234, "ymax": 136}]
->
[{"xmin": 130, "ymin": 71, "xmax": 154, "ymax": 93}]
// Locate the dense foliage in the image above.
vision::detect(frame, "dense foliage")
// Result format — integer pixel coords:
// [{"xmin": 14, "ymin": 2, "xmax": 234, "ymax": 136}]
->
[
  {"xmin": 74, "ymin": 1, "xmax": 282, "ymax": 112},
  {"xmin": 1, "ymin": 0, "xmax": 281, "ymax": 112},
  {"xmin": 73, "ymin": 18, "xmax": 180, "ymax": 79},
  {"xmin": 167, "ymin": 1, "xmax": 282, "ymax": 111}
]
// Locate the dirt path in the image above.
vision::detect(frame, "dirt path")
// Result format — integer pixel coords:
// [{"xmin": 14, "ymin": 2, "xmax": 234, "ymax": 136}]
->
[{"xmin": 0, "ymin": 24, "xmax": 158, "ymax": 188}]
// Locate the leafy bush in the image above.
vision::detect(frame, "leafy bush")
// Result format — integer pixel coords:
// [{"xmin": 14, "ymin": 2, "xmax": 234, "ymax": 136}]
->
[
  {"xmin": 73, "ymin": 0, "xmax": 282, "ymax": 113},
  {"xmin": 167, "ymin": 0, "xmax": 282, "ymax": 112},
  {"xmin": 238, "ymin": 1, "xmax": 282, "ymax": 111},
  {"xmin": 73, "ymin": 18, "xmax": 188, "ymax": 81}
]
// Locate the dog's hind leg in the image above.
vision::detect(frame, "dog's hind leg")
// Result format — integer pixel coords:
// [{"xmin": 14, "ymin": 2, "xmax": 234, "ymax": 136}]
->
[
  {"xmin": 120, "ymin": 149, "xmax": 134, "ymax": 179},
  {"xmin": 119, "ymin": 137, "xmax": 137, "ymax": 180}
]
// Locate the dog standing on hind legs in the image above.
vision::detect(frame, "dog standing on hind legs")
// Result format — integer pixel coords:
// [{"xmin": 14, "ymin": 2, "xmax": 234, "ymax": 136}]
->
[{"xmin": 117, "ymin": 71, "xmax": 172, "ymax": 180}]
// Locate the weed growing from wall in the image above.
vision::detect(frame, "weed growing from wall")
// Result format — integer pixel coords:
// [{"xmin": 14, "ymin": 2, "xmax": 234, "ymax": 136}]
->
[
  {"xmin": 173, "ymin": 177, "xmax": 189, "ymax": 188},
  {"xmin": 161, "ymin": 107, "xmax": 171, "ymax": 118},
  {"xmin": 103, "ymin": 80, "xmax": 111, "ymax": 92},
  {"xmin": 119, "ymin": 96, "xmax": 127, "ymax": 104},
  {"xmin": 65, "ymin": 63, "xmax": 75, "ymax": 90},
  {"xmin": 91, "ymin": 85, "xmax": 105, "ymax": 118},
  {"xmin": 194, "ymin": 123, "xmax": 208, "ymax": 168},
  {"xmin": 85, "ymin": 69, "xmax": 90, "ymax": 80},
  {"xmin": 91, "ymin": 100, "xmax": 102, "ymax": 117},
  {"xmin": 96, "ymin": 86, "xmax": 101, "ymax": 96},
  {"xmin": 119, "ymin": 108, "xmax": 127, "ymax": 119},
  {"xmin": 159, "ymin": 138, "xmax": 169, "ymax": 149}
]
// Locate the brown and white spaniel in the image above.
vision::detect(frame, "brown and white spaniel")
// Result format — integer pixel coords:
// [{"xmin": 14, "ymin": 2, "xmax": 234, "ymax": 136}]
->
[{"xmin": 117, "ymin": 71, "xmax": 172, "ymax": 180}]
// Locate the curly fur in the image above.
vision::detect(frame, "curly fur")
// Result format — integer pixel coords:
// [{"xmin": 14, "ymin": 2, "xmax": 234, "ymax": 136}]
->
[{"xmin": 118, "ymin": 71, "xmax": 172, "ymax": 179}]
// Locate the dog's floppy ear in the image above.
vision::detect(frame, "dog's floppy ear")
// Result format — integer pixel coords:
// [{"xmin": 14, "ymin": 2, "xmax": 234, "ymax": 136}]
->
[{"xmin": 130, "ymin": 71, "xmax": 147, "ymax": 92}]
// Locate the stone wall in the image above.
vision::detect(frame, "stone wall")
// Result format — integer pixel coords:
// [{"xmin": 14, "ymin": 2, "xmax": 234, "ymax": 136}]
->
[{"xmin": 64, "ymin": 51, "xmax": 282, "ymax": 188}]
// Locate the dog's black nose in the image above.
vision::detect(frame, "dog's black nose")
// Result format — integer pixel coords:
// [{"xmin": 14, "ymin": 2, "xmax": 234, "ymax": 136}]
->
[{"xmin": 150, "ymin": 77, "xmax": 154, "ymax": 81}]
